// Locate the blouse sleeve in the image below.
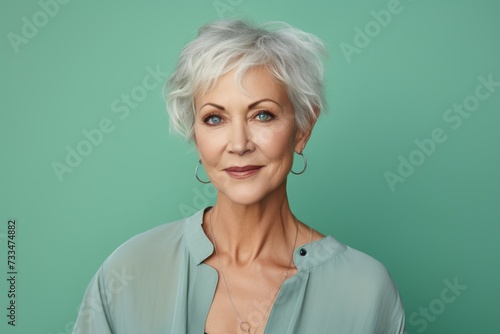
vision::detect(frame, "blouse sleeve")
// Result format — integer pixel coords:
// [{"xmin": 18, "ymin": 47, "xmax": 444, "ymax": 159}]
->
[
  {"xmin": 72, "ymin": 265, "xmax": 114, "ymax": 334},
  {"xmin": 373, "ymin": 262, "xmax": 406, "ymax": 334},
  {"xmin": 390, "ymin": 308, "xmax": 406, "ymax": 334},
  {"xmin": 384, "ymin": 276, "xmax": 406, "ymax": 334}
]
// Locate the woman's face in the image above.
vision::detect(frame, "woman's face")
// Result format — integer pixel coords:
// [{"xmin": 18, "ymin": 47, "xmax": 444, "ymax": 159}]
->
[{"xmin": 193, "ymin": 66, "xmax": 312, "ymax": 205}]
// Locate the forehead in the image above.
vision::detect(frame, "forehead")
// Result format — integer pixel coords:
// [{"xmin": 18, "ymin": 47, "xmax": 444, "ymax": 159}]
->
[{"xmin": 195, "ymin": 66, "xmax": 288, "ymax": 107}]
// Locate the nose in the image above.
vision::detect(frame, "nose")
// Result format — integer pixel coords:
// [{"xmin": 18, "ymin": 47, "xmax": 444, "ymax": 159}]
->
[{"xmin": 226, "ymin": 118, "xmax": 254, "ymax": 155}]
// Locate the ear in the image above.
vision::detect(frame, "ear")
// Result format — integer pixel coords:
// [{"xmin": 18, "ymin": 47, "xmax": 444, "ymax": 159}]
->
[{"xmin": 294, "ymin": 107, "xmax": 319, "ymax": 153}]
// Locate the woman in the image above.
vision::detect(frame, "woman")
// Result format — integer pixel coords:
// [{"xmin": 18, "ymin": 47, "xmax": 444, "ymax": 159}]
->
[{"xmin": 73, "ymin": 20, "xmax": 405, "ymax": 334}]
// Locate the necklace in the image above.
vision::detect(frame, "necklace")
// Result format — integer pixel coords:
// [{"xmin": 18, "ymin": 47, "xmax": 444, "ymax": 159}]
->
[{"xmin": 208, "ymin": 209, "xmax": 299, "ymax": 334}]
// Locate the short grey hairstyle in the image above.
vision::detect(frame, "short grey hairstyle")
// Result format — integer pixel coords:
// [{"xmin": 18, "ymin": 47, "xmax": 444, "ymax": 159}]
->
[{"xmin": 164, "ymin": 19, "xmax": 327, "ymax": 141}]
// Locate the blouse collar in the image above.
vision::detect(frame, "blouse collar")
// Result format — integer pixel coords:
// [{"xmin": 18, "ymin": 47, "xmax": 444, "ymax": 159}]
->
[{"xmin": 184, "ymin": 206, "xmax": 347, "ymax": 271}]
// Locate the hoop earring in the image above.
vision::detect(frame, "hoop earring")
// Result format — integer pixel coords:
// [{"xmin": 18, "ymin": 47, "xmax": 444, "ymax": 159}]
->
[
  {"xmin": 195, "ymin": 159, "xmax": 211, "ymax": 184},
  {"xmin": 291, "ymin": 152, "xmax": 307, "ymax": 175}
]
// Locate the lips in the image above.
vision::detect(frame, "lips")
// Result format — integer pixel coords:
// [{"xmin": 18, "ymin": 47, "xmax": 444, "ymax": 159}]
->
[
  {"xmin": 224, "ymin": 165, "xmax": 262, "ymax": 172},
  {"xmin": 224, "ymin": 165, "xmax": 263, "ymax": 179}
]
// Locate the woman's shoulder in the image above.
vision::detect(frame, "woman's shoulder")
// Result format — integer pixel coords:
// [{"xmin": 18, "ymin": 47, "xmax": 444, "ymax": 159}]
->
[
  {"xmin": 309, "ymin": 235, "xmax": 398, "ymax": 290},
  {"xmin": 306, "ymin": 236, "xmax": 404, "ymax": 327},
  {"xmin": 100, "ymin": 214, "xmax": 192, "ymax": 272}
]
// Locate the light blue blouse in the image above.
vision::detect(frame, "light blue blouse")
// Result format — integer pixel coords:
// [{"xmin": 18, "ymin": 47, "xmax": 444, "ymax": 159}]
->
[{"xmin": 73, "ymin": 207, "xmax": 405, "ymax": 333}]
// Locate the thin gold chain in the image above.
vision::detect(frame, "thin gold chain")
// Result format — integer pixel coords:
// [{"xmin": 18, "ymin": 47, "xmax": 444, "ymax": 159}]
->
[{"xmin": 208, "ymin": 209, "xmax": 299, "ymax": 334}]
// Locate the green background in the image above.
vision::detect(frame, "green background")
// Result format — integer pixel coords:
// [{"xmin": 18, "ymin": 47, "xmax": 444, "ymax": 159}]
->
[{"xmin": 1, "ymin": 0, "xmax": 499, "ymax": 333}]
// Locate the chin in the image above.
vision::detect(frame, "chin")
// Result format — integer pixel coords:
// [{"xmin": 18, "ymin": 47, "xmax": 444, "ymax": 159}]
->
[
  {"xmin": 220, "ymin": 185, "xmax": 271, "ymax": 206},
  {"xmin": 221, "ymin": 178, "xmax": 288, "ymax": 206}
]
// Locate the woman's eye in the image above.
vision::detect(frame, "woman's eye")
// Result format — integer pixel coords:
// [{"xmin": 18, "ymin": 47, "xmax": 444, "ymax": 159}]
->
[
  {"xmin": 256, "ymin": 111, "xmax": 274, "ymax": 121},
  {"xmin": 204, "ymin": 114, "xmax": 222, "ymax": 125}
]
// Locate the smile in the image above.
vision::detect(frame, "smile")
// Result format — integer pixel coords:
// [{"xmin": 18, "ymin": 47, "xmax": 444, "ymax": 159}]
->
[{"xmin": 224, "ymin": 166, "xmax": 263, "ymax": 179}]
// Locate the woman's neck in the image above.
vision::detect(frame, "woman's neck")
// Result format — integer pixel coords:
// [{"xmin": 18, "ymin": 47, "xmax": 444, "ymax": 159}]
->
[{"xmin": 205, "ymin": 183, "xmax": 298, "ymax": 267}]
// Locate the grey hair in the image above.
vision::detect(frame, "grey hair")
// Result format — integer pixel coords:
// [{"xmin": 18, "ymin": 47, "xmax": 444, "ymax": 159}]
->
[{"xmin": 164, "ymin": 19, "xmax": 328, "ymax": 141}]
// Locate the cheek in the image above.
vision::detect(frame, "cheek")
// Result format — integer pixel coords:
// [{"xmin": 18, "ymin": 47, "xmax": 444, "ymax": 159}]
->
[
  {"xmin": 194, "ymin": 127, "xmax": 211, "ymax": 156},
  {"xmin": 194, "ymin": 126, "xmax": 225, "ymax": 165},
  {"xmin": 251, "ymin": 126, "xmax": 274, "ymax": 146},
  {"xmin": 253, "ymin": 122, "xmax": 296, "ymax": 157}
]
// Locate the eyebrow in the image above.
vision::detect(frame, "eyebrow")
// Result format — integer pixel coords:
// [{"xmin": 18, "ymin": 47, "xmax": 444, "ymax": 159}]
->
[{"xmin": 199, "ymin": 98, "xmax": 281, "ymax": 111}]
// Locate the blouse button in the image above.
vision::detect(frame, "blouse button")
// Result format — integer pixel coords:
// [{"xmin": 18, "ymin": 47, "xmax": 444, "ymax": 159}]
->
[{"xmin": 299, "ymin": 248, "xmax": 307, "ymax": 256}]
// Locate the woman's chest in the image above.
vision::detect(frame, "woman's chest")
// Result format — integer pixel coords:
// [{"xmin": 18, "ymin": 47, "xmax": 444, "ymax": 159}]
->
[{"xmin": 202, "ymin": 258, "xmax": 297, "ymax": 334}]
